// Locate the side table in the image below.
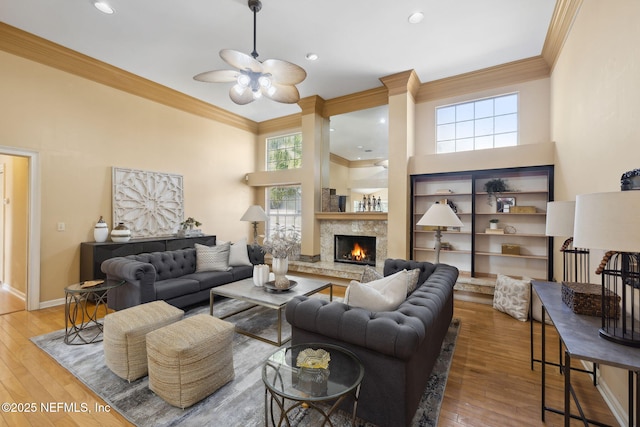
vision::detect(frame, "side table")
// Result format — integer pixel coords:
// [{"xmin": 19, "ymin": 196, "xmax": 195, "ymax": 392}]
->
[
  {"xmin": 64, "ymin": 279, "xmax": 124, "ymax": 345},
  {"xmin": 262, "ymin": 343, "xmax": 364, "ymax": 426}
]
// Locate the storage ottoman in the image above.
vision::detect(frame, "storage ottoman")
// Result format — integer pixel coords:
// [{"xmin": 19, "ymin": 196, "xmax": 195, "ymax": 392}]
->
[
  {"xmin": 146, "ymin": 314, "xmax": 235, "ymax": 408},
  {"xmin": 103, "ymin": 300, "xmax": 184, "ymax": 381}
]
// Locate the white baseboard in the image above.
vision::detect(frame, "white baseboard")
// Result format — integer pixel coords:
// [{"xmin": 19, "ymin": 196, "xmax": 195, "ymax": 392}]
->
[
  {"xmin": 1, "ymin": 282, "xmax": 26, "ymax": 300},
  {"xmin": 39, "ymin": 298, "xmax": 65, "ymax": 309},
  {"xmin": 581, "ymin": 360, "xmax": 627, "ymax": 427}
]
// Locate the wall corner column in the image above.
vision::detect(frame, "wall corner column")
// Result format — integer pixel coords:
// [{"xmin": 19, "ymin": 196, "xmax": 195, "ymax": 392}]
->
[
  {"xmin": 380, "ymin": 70, "xmax": 420, "ymax": 259},
  {"xmin": 298, "ymin": 95, "xmax": 329, "ymax": 261}
]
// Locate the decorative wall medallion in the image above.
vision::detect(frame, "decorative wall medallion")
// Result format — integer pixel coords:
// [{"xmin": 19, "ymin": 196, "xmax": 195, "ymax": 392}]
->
[{"xmin": 112, "ymin": 167, "xmax": 184, "ymax": 238}]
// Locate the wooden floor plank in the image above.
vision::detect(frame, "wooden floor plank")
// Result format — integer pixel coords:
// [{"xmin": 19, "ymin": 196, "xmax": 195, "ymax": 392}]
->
[{"xmin": 0, "ymin": 296, "xmax": 620, "ymax": 426}]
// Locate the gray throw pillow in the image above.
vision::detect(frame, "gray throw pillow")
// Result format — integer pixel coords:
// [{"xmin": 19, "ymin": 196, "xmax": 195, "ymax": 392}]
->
[
  {"xmin": 361, "ymin": 265, "xmax": 383, "ymax": 283},
  {"xmin": 406, "ymin": 268, "xmax": 421, "ymax": 294},
  {"xmin": 195, "ymin": 242, "xmax": 231, "ymax": 272}
]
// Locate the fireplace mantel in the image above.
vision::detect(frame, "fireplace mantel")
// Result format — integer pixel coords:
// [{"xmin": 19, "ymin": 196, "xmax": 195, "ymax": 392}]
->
[{"xmin": 315, "ymin": 212, "xmax": 387, "ymax": 221}]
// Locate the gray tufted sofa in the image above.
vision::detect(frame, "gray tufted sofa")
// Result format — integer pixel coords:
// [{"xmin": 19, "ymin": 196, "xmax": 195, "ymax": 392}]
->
[
  {"xmin": 101, "ymin": 245, "xmax": 264, "ymax": 310},
  {"xmin": 285, "ymin": 259, "xmax": 458, "ymax": 427}
]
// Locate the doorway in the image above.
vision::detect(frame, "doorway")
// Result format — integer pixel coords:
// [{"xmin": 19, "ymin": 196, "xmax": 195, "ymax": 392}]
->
[{"xmin": 0, "ymin": 147, "xmax": 40, "ymax": 313}]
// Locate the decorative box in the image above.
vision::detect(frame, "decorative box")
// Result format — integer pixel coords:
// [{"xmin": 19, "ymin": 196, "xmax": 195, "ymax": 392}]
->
[
  {"xmin": 501, "ymin": 244, "xmax": 520, "ymax": 255},
  {"xmin": 561, "ymin": 282, "xmax": 620, "ymax": 317},
  {"xmin": 510, "ymin": 206, "xmax": 537, "ymax": 214}
]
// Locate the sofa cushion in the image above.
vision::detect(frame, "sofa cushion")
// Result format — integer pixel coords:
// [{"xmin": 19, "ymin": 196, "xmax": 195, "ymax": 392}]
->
[
  {"xmin": 155, "ymin": 278, "xmax": 201, "ymax": 300},
  {"xmin": 406, "ymin": 268, "xmax": 421, "ymax": 294},
  {"xmin": 345, "ymin": 270, "xmax": 408, "ymax": 312},
  {"xmin": 182, "ymin": 271, "xmax": 235, "ymax": 291},
  {"xmin": 134, "ymin": 249, "xmax": 197, "ymax": 280},
  {"xmin": 361, "ymin": 265, "xmax": 383, "ymax": 283},
  {"xmin": 493, "ymin": 274, "xmax": 531, "ymax": 321},
  {"xmin": 195, "ymin": 243, "xmax": 231, "ymax": 272},
  {"xmin": 383, "ymin": 258, "xmax": 436, "ymax": 288}
]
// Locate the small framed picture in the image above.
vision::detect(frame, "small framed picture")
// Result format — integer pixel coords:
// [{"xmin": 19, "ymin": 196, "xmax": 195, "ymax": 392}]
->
[{"xmin": 497, "ymin": 197, "xmax": 516, "ymax": 213}]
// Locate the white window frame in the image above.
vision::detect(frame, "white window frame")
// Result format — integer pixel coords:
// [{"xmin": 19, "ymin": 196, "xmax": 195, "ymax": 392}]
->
[
  {"xmin": 266, "ymin": 132, "xmax": 302, "ymax": 171},
  {"xmin": 435, "ymin": 93, "xmax": 519, "ymax": 153}
]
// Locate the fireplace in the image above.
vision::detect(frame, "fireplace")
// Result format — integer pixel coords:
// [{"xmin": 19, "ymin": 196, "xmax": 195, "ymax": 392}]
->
[{"xmin": 334, "ymin": 235, "xmax": 376, "ymax": 266}]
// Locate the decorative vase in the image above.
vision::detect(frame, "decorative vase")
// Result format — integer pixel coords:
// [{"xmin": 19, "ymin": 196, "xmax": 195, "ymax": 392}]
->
[
  {"xmin": 271, "ymin": 257, "xmax": 290, "ymax": 288},
  {"xmin": 111, "ymin": 222, "xmax": 131, "ymax": 242},
  {"xmin": 296, "ymin": 367, "xmax": 330, "ymax": 396},
  {"xmin": 490, "ymin": 222, "xmax": 498, "ymax": 230},
  {"xmin": 93, "ymin": 216, "xmax": 109, "ymax": 243},
  {"xmin": 252, "ymin": 264, "xmax": 269, "ymax": 287}
]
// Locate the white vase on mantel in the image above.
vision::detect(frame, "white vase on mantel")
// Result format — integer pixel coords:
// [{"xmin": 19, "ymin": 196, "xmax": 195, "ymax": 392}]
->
[
  {"xmin": 272, "ymin": 257, "xmax": 290, "ymax": 288},
  {"xmin": 94, "ymin": 216, "xmax": 109, "ymax": 243}
]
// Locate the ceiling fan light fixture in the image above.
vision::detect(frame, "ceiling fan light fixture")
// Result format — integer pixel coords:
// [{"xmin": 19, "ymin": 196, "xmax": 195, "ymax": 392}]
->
[{"xmin": 193, "ymin": 0, "xmax": 306, "ymax": 105}]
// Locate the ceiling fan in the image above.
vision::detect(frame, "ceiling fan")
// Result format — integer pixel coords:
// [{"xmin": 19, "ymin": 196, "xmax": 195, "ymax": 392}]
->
[{"xmin": 193, "ymin": 0, "xmax": 307, "ymax": 105}]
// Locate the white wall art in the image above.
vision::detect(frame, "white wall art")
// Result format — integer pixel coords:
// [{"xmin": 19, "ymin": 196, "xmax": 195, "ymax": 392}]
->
[{"xmin": 112, "ymin": 167, "xmax": 184, "ymax": 237}]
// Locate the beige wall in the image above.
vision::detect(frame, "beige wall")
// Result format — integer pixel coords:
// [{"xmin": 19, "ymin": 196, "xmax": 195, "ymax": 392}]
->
[
  {"xmin": 0, "ymin": 155, "xmax": 29, "ymax": 295},
  {"xmin": 550, "ymin": 0, "xmax": 640, "ymax": 420},
  {"xmin": 415, "ymin": 78, "xmax": 551, "ymax": 157},
  {"xmin": 0, "ymin": 51, "xmax": 257, "ymax": 304}
]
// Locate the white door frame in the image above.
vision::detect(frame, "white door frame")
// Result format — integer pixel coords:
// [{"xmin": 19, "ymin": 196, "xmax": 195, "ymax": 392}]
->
[{"xmin": 0, "ymin": 145, "xmax": 41, "ymax": 311}]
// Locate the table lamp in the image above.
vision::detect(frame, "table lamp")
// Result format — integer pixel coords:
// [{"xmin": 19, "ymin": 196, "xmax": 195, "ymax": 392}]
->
[
  {"xmin": 574, "ymin": 191, "xmax": 640, "ymax": 347},
  {"xmin": 241, "ymin": 205, "xmax": 268, "ymax": 245},
  {"xmin": 417, "ymin": 202, "xmax": 463, "ymax": 264},
  {"xmin": 545, "ymin": 201, "xmax": 589, "ymax": 282}
]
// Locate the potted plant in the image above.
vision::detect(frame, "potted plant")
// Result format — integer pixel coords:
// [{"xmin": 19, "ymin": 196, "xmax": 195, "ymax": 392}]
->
[
  {"xmin": 262, "ymin": 224, "xmax": 301, "ymax": 288},
  {"xmin": 489, "ymin": 218, "xmax": 499, "ymax": 230},
  {"xmin": 178, "ymin": 217, "xmax": 202, "ymax": 237},
  {"xmin": 484, "ymin": 178, "xmax": 509, "ymax": 205}
]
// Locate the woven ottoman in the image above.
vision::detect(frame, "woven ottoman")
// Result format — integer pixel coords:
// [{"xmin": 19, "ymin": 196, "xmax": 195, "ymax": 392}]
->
[
  {"xmin": 146, "ymin": 314, "xmax": 235, "ymax": 408},
  {"xmin": 103, "ymin": 301, "xmax": 184, "ymax": 381}
]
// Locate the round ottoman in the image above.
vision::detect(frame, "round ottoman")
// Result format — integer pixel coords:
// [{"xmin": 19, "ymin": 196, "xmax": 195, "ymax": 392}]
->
[
  {"xmin": 146, "ymin": 314, "xmax": 235, "ymax": 408},
  {"xmin": 103, "ymin": 300, "xmax": 184, "ymax": 381}
]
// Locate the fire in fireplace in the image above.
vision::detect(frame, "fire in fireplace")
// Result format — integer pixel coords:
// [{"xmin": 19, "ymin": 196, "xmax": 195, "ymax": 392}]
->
[{"xmin": 334, "ymin": 235, "xmax": 376, "ymax": 266}]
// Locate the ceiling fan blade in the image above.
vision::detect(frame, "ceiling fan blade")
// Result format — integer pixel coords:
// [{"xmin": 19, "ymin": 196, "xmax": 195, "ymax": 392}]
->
[
  {"xmin": 193, "ymin": 69, "xmax": 239, "ymax": 83},
  {"xmin": 262, "ymin": 59, "xmax": 307, "ymax": 85},
  {"xmin": 263, "ymin": 83, "xmax": 300, "ymax": 104},
  {"xmin": 229, "ymin": 86, "xmax": 255, "ymax": 105},
  {"xmin": 220, "ymin": 49, "xmax": 263, "ymax": 73}
]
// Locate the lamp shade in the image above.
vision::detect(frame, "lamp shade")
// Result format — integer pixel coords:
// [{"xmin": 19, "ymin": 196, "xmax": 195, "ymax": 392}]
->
[
  {"xmin": 573, "ymin": 191, "xmax": 640, "ymax": 252},
  {"xmin": 417, "ymin": 203, "xmax": 463, "ymax": 228},
  {"xmin": 545, "ymin": 201, "xmax": 576, "ymax": 237},
  {"xmin": 240, "ymin": 205, "xmax": 268, "ymax": 222}
]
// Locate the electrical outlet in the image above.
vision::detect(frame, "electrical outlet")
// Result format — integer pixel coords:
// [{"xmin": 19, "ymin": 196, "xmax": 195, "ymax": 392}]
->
[{"xmin": 57, "ymin": 222, "xmax": 65, "ymax": 231}]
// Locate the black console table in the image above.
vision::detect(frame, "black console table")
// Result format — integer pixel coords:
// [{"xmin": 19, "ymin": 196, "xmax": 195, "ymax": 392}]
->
[
  {"xmin": 533, "ymin": 280, "xmax": 640, "ymax": 427},
  {"xmin": 80, "ymin": 235, "xmax": 216, "ymax": 281}
]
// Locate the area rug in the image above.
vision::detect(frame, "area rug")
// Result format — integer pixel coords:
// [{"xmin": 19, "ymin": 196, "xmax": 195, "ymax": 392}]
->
[{"xmin": 31, "ymin": 297, "xmax": 459, "ymax": 426}]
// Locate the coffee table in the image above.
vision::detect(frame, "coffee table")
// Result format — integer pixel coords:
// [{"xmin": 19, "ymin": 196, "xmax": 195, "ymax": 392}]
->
[
  {"xmin": 209, "ymin": 275, "xmax": 332, "ymax": 346},
  {"xmin": 262, "ymin": 343, "xmax": 364, "ymax": 426}
]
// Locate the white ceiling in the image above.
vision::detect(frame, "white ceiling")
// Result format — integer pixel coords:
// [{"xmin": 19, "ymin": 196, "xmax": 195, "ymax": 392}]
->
[{"xmin": 1, "ymin": 0, "xmax": 557, "ymax": 160}]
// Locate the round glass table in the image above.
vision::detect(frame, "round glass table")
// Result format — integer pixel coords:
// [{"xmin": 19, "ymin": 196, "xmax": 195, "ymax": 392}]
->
[
  {"xmin": 262, "ymin": 343, "xmax": 364, "ymax": 426},
  {"xmin": 64, "ymin": 279, "xmax": 124, "ymax": 345}
]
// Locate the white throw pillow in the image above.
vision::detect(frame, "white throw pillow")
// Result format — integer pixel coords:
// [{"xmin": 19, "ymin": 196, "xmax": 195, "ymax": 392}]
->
[
  {"xmin": 492, "ymin": 274, "xmax": 532, "ymax": 321},
  {"xmin": 345, "ymin": 270, "xmax": 408, "ymax": 312},
  {"xmin": 195, "ymin": 242, "xmax": 231, "ymax": 272},
  {"xmin": 227, "ymin": 238, "xmax": 252, "ymax": 267}
]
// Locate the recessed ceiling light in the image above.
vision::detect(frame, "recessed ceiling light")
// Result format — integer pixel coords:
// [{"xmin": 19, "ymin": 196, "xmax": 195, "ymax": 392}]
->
[
  {"xmin": 379, "ymin": 118, "xmax": 386, "ymax": 124},
  {"xmin": 329, "ymin": 127, "xmax": 335, "ymax": 132},
  {"xmin": 408, "ymin": 11, "xmax": 424, "ymax": 24},
  {"xmin": 94, "ymin": 1, "xmax": 115, "ymax": 14},
  {"xmin": 305, "ymin": 53, "xmax": 319, "ymax": 61}
]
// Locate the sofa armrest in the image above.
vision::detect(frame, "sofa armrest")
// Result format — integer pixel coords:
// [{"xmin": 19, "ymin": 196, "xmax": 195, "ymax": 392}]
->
[
  {"xmin": 101, "ymin": 257, "xmax": 157, "ymax": 308},
  {"xmin": 285, "ymin": 297, "xmax": 425, "ymax": 360}
]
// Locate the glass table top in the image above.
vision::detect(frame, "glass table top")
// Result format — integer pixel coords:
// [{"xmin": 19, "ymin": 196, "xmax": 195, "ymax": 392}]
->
[{"xmin": 262, "ymin": 343, "xmax": 364, "ymax": 402}]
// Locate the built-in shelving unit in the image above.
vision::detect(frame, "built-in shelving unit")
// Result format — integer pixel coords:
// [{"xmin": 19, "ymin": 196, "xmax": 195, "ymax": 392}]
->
[{"xmin": 411, "ymin": 166, "xmax": 554, "ymax": 281}]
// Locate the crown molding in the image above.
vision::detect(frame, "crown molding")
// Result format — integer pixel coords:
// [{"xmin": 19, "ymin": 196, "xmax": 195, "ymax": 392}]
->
[
  {"xmin": 298, "ymin": 95, "xmax": 326, "ymax": 116},
  {"xmin": 380, "ymin": 70, "xmax": 421, "ymax": 99},
  {"xmin": 416, "ymin": 56, "xmax": 550, "ymax": 103},
  {"xmin": 257, "ymin": 114, "xmax": 301, "ymax": 135},
  {"xmin": 0, "ymin": 23, "xmax": 258, "ymax": 133},
  {"xmin": 329, "ymin": 153, "xmax": 350, "ymax": 167},
  {"xmin": 541, "ymin": 0, "xmax": 584, "ymax": 71},
  {"xmin": 322, "ymin": 87, "xmax": 388, "ymax": 118}
]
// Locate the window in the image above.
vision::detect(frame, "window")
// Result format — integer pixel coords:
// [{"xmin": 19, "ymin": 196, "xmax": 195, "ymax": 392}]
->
[
  {"xmin": 266, "ymin": 133, "xmax": 302, "ymax": 171},
  {"xmin": 436, "ymin": 93, "xmax": 518, "ymax": 153},
  {"xmin": 266, "ymin": 185, "xmax": 302, "ymax": 235}
]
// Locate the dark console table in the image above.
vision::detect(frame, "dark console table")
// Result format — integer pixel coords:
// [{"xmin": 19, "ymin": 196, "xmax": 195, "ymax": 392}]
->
[
  {"xmin": 80, "ymin": 235, "xmax": 216, "ymax": 281},
  {"xmin": 533, "ymin": 280, "xmax": 640, "ymax": 427}
]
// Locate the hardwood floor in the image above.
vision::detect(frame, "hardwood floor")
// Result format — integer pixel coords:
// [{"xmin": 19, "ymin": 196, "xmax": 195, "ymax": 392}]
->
[
  {"xmin": 0, "ymin": 288, "xmax": 24, "ymax": 315},
  {"xmin": 0, "ymin": 295, "xmax": 619, "ymax": 426}
]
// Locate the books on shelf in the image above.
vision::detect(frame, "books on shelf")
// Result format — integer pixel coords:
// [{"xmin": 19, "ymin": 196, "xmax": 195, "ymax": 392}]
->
[
  {"xmin": 435, "ymin": 189, "xmax": 453, "ymax": 194},
  {"xmin": 485, "ymin": 228, "xmax": 505, "ymax": 234}
]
